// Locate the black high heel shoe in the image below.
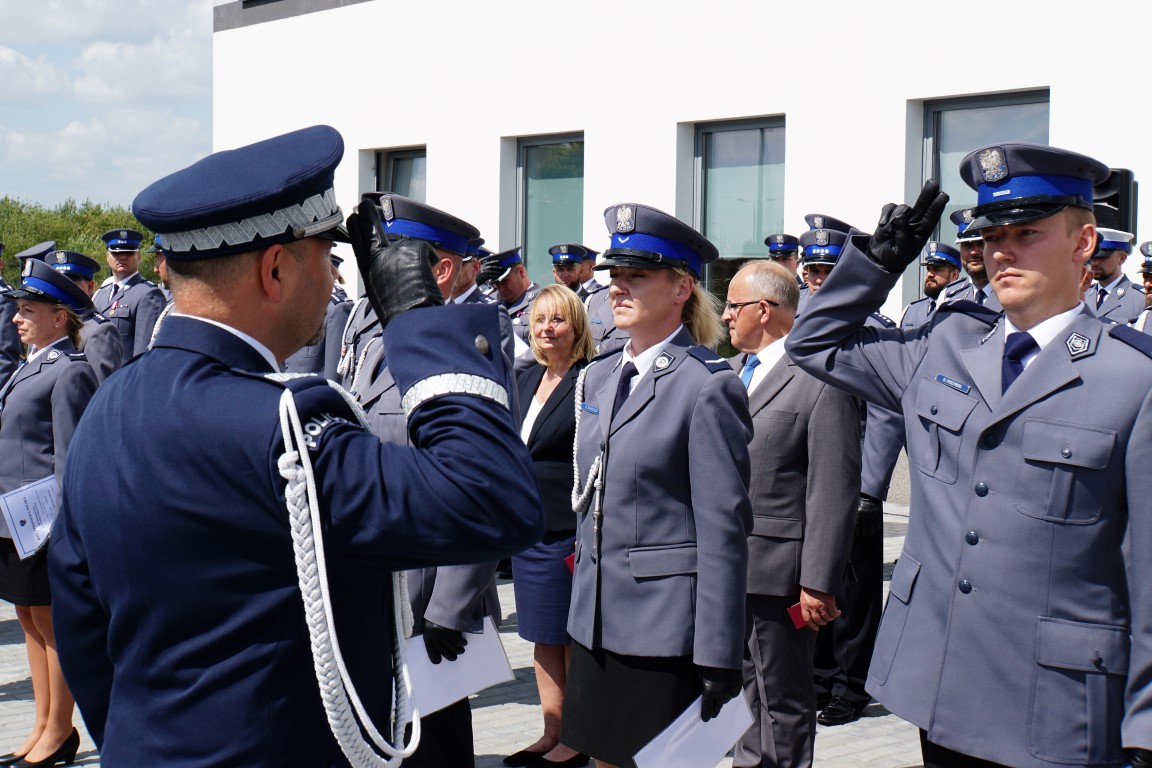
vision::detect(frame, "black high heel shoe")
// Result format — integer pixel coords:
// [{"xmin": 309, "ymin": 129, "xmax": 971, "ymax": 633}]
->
[
  {"xmin": 0, "ymin": 752, "xmax": 27, "ymax": 766},
  {"xmin": 12, "ymin": 728, "xmax": 79, "ymax": 767}
]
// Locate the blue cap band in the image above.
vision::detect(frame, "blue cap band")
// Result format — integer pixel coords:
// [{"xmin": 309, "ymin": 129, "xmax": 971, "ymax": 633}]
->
[
  {"xmin": 1099, "ymin": 239, "xmax": 1131, "ymax": 253},
  {"xmin": 51, "ymin": 263, "xmax": 96, "ymax": 280},
  {"xmin": 977, "ymin": 173, "xmax": 1093, "ymax": 208},
  {"xmin": 609, "ymin": 232, "xmax": 702, "ymax": 275},
  {"xmin": 23, "ymin": 276, "xmax": 80, "ymax": 309},
  {"xmin": 803, "ymin": 245, "xmax": 843, "ymax": 259},
  {"xmin": 498, "ymin": 252, "xmax": 523, "ymax": 268},
  {"xmin": 381, "ymin": 219, "xmax": 469, "ymax": 255}
]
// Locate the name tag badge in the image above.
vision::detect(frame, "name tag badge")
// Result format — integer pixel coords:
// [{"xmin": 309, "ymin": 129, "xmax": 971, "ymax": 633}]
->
[
  {"xmin": 935, "ymin": 373, "xmax": 971, "ymax": 394},
  {"xmin": 581, "ymin": 402, "xmax": 599, "ymax": 415}
]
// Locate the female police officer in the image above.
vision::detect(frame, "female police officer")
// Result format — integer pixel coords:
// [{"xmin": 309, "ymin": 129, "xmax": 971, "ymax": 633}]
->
[{"xmin": 563, "ymin": 204, "xmax": 752, "ymax": 768}]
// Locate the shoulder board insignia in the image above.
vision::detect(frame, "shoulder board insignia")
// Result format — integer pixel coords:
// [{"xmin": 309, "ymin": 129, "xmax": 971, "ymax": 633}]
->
[
  {"xmin": 687, "ymin": 345, "xmax": 730, "ymax": 373},
  {"xmin": 936, "ymin": 299, "xmax": 1003, "ymax": 324},
  {"xmin": 66, "ymin": 351, "xmax": 87, "ymax": 361},
  {"xmin": 1109, "ymin": 324, "xmax": 1152, "ymax": 360},
  {"xmin": 870, "ymin": 312, "xmax": 896, "ymax": 328}
]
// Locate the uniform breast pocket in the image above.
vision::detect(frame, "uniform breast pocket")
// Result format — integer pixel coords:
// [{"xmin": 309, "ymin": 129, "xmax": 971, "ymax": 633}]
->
[
  {"xmin": 911, "ymin": 381, "xmax": 977, "ymax": 484},
  {"xmin": 1015, "ymin": 419, "xmax": 1114, "ymax": 524}
]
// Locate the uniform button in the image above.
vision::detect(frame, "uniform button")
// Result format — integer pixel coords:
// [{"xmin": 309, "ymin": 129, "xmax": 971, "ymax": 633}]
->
[
  {"xmin": 975, "ymin": 482, "xmax": 989, "ymax": 497},
  {"xmin": 590, "ymin": 554, "xmax": 597, "ymax": 564},
  {"xmin": 474, "ymin": 335, "xmax": 491, "ymax": 355},
  {"xmin": 982, "ymin": 433, "xmax": 999, "ymax": 449},
  {"xmin": 958, "ymin": 579, "xmax": 973, "ymax": 594},
  {"xmin": 930, "ymin": 404, "xmax": 939, "ymax": 415},
  {"xmin": 965, "ymin": 531, "xmax": 979, "ymax": 546},
  {"xmin": 1061, "ymin": 447, "xmax": 1072, "ymax": 458}
]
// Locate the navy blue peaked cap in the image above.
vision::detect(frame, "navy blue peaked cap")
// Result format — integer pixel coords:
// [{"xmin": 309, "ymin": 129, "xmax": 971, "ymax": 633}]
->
[
  {"xmin": 922, "ymin": 242, "xmax": 962, "ymax": 270},
  {"xmin": 133, "ymin": 125, "xmax": 349, "ymax": 261},
  {"xmin": 799, "ymin": 228, "xmax": 848, "ymax": 265},
  {"xmin": 14, "ymin": 242, "xmax": 57, "ymax": 262},
  {"xmin": 46, "ymin": 250, "xmax": 101, "ymax": 280},
  {"xmin": 463, "ymin": 237, "xmax": 486, "ymax": 262},
  {"xmin": 764, "ymin": 233, "xmax": 800, "ymax": 255},
  {"xmin": 549, "ymin": 243, "xmax": 588, "ymax": 266},
  {"xmin": 596, "ymin": 203, "xmax": 718, "ymax": 279},
  {"xmin": 4, "ymin": 258, "xmax": 93, "ymax": 314},
  {"xmin": 363, "ymin": 192, "xmax": 480, "ymax": 257},
  {"xmin": 804, "ymin": 214, "xmax": 856, "ymax": 234},
  {"xmin": 492, "ymin": 247, "xmax": 523, "ymax": 281},
  {"xmin": 950, "ymin": 208, "xmax": 981, "ymax": 241},
  {"xmin": 1139, "ymin": 242, "xmax": 1152, "ymax": 274},
  {"xmin": 960, "ymin": 143, "xmax": 1110, "ymax": 230},
  {"xmin": 102, "ymin": 229, "xmax": 142, "ymax": 252}
]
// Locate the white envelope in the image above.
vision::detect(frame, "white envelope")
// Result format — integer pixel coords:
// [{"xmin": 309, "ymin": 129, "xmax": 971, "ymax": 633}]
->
[
  {"xmin": 406, "ymin": 616, "xmax": 514, "ymax": 716},
  {"xmin": 634, "ymin": 694, "xmax": 754, "ymax": 768},
  {"xmin": 0, "ymin": 476, "xmax": 57, "ymax": 559}
]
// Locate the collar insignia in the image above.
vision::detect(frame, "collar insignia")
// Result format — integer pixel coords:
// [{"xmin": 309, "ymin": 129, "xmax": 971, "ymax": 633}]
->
[{"xmin": 1066, "ymin": 332, "xmax": 1091, "ymax": 358}]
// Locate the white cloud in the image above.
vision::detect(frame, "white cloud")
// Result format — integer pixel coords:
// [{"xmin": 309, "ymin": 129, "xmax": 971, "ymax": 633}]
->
[
  {"xmin": 72, "ymin": 27, "xmax": 211, "ymax": 104},
  {"xmin": 0, "ymin": 45, "xmax": 69, "ymax": 104},
  {"xmin": 0, "ymin": 0, "xmax": 213, "ymax": 44}
]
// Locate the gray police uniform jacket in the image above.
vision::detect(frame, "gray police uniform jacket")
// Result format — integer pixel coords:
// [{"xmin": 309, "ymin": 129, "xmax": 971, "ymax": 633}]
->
[
  {"xmin": 584, "ymin": 288, "xmax": 629, "ymax": 355},
  {"xmin": 738, "ymin": 354, "xmax": 860, "ymax": 596},
  {"xmin": 570, "ymin": 329, "xmax": 753, "ymax": 668},
  {"xmin": 93, "ymin": 273, "xmax": 166, "ymax": 363},
  {"xmin": 79, "ymin": 313, "xmax": 123, "ymax": 385},
  {"xmin": 504, "ymin": 283, "xmax": 541, "ymax": 346},
  {"xmin": 787, "ymin": 240, "xmax": 1152, "ymax": 767},
  {"xmin": 944, "ymin": 280, "xmax": 1003, "ymax": 312},
  {"xmin": 1090, "ymin": 275, "xmax": 1144, "ymax": 324},
  {"xmin": 0, "ymin": 341, "xmax": 97, "ymax": 518}
]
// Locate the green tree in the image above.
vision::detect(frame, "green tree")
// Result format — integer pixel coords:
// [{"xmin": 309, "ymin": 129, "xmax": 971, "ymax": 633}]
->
[{"xmin": 0, "ymin": 197, "xmax": 161, "ymax": 288}]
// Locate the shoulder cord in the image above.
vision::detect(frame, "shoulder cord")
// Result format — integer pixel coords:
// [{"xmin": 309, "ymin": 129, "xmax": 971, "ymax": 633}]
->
[
  {"xmin": 570, "ymin": 362, "xmax": 602, "ymax": 516},
  {"xmin": 147, "ymin": 302, "xmax": 176, "ymax": 350},
  {"xmin": 336, "ymin": 297, "xmax": 369, "ymax": 380},
  {"xmin": 274, "ymin": 377, "xmax": 418, "ymax": 767}
]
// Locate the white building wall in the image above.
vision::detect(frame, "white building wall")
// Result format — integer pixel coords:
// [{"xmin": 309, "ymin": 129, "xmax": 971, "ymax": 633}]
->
[{"xmin": 214, "ymin": 0, "xmax": 1152, "ymax": 317}]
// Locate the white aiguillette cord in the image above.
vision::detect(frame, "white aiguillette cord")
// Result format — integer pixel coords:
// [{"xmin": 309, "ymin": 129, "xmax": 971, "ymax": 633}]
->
[{"xmin": 271, "ymin": 374, "xmax": 418, "ymax": 767}]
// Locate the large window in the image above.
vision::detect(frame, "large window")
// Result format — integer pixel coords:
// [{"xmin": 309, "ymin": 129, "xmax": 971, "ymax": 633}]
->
[
  {"xmin": 374, "ymin": 148, "xmax": 427, "ymax": 201},
  {"xmin": 925, "ymin": 91, "xmax": 1050, "ymax": 242},
  {"xmin": 694, "ymin": 118, "xmax": 786, "ymax": 294},
  {"xmin": 517, "ymin": 136, "xmax": 584, "ymax": 286}
]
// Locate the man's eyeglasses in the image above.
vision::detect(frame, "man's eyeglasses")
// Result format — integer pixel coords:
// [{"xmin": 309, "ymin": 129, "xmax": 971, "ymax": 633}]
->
[{"xmin": 724, "ymin": 299, "xmax": 779, "ymax": 312}]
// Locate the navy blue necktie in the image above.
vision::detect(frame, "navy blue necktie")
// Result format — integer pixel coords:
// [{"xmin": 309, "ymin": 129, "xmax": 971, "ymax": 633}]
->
[
  {"xmin": 1001, "ymin": 332, "xmax": 1038, "ymax": 393},
  {"xmin": 1096, "ymin": 286, "xmax": 1107, "ymax": 310},
  {"xmin": 739, "ymin": 354, "xmax": 760, "ymax": 389},
  {"xmin": 612, "ymin": 362, "xmax": 638, "ymax": 419}
]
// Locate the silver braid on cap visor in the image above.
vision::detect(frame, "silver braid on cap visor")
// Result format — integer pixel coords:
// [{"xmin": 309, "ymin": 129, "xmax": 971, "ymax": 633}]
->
[{"xmin": 161, "ymin": 188, "xmax": 342, "ymax": 253}]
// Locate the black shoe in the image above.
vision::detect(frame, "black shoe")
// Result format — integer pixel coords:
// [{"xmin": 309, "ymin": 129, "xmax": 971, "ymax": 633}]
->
[
  {"xmin": 11, "ymin": 728, "xmax": 79, "ymax": 767},
  {"xmin": 503, "ymin": 748, "xmax": 549, "ymax": 767},
  {"xmin": 527, "ymin": 754, "xmax": 590, "ymax": 768},
  {"xmin": 817, "ymin": 696, "xmax": 863, "ymax": 726},
  {"xmin": 0, "ymin": 753, "xmax": 26, "ymax": 767}
]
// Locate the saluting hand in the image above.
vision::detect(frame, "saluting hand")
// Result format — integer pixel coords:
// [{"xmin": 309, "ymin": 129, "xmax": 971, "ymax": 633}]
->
[
  {"xmin": 866, "ymin": 180, "xmax": 950, "ymax": 273},
  {"xmin": 799, "ymin": 587, "xmax": 840, "ymax": 631}
]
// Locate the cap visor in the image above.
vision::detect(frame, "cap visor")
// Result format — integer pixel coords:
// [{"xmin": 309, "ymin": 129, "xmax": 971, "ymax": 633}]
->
[
  {"xmin": 968, "ymin": 204, "xmax": 1068, "ymax": 231},
  {"xmin": 594, "ymin": 255, "xmax": 674, "ymax": 271}
]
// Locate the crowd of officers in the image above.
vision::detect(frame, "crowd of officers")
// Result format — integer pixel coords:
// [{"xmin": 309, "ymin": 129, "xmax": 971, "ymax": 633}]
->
[{"xmin": 6, "ymin": 133, "xmax": 1152, "ymax": 768}]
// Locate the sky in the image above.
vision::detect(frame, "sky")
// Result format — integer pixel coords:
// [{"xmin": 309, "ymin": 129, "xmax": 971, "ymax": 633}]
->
[{"xmin": 0, "ymin": 0, "xmax": 213, "ymax": 209}]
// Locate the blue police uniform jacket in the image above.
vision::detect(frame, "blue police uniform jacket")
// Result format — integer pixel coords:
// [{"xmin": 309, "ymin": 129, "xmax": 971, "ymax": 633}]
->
[
  {"xmin": 93, "ymin": 273, "xmax": 166, "ymax": 363},
  {"xmin": 48, "ymin": 305, "xmax": 543, "ymax": 767},
  {"xmin": 569, "ymin": 328, "xmax": 753, "ymax": 669},
  {"xmin": 787, "ymin": 239, "xmax": 1152, "ymax": 767}
]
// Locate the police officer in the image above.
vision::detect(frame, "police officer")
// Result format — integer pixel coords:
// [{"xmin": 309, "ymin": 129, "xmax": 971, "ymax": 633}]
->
[
  {"xmin": 550, "ymin": 243, "xmax": 587, "ymax": 294},
  {"xmin": 49, "ymin": 125, "xmax": 543, "ymax": 768},
  {"xmin": 795, "ymin": 219, "xmax": 904, "ymax": 728},
  {"xmin": 564, "ymin": 203, "xmax": 751, "ymax": 768},
  {"xmin": 584, "ymin": 273, "xmax": 629, "ymax": 355},
  {"xmin": 491, "ymin": 247, "xmax": 541, "ymax": 346},
  {"xmin": 577, "ymin": 246, "xmax": 603, "ymax": 300},
  {"xmin": 946, "ymin": 208, "xmax": 1002, "ymax": 310},
  {"xmin": 1088, "ymin": 227, "xmax": 1144, "ymax": 321},
  {"xmin": 763, "ymin": 233, "xmax": 806, "ymax": 316},
  {"xmin": 788, "ymin": 144, "xmax": 1152, "ymax": 767},
  {"xmin": 1132, "ymin": 242, "xmax": 1152, "ymax": 333},
  {"xmin": 40, "ymin": 249, "xmax": 123, "ymax": 384},
  {"xmin": 899, "ymin": 242, "xmax": 964, "ymax": 329},
  {"xmin": 453, "ymin": 239, "xmax": 496, "ymax": 305},
  {"xmin": 0, "ymin": 242, "xmax": 25, "ymax": 381},
  {"xmin": 344, "ymin": 192, "xmax": 516, "ymax": 768},
  {"xmin": 283, "ymin": 250, "xmax": 353, "ymax": 380},
  {"xmin": 93, "ymin": 228, "xmax": 165, "ymax": 362},
  {"xmin": 147, "ymin": 235, "xmax": 173, "ymax": 303}
]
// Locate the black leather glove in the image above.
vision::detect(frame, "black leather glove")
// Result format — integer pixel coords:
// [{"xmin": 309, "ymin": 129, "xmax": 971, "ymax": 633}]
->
[
  {"xmin": 855, "ymin": 493, "xmax": 884, "ymax": 540},
  {"xmin": 422, "ymin": 621, "xmax": 467, "ymax": 664},
  {"xmin": 346, "ymin": 199, "xmax": 442, "ymax": 330},
  {"xmin": 864, "ymin": 180, "xmax": 950, "ymax": 273},
  {"xmin": 477, "ymin": 256, "xmax": 505, "ymax": 286},
  {"xmin": 1130, "ymin": 748, "xmax": 1152, "ymax": 767},
  {"xmin": 698, "ymin": 666, "xmax": 742, "ymax": 722}
]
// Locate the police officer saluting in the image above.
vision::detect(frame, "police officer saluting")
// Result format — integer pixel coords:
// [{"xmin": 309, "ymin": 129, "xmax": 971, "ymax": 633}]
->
[
  {"xmin": 788, "ymin": 143, "xmax": 1152, "ymax": 767},
  {"xmin": 49, "ymin": 125, "xmax": 543, "ymax": 768}
]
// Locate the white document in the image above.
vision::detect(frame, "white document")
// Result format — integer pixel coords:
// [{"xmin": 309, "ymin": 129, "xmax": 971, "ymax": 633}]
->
[
  {"xmin": 406, "ymin": 616, "xmax": 514, "ymax": 716},
  {"xmin": 0, "ymin": 476, "xmax": 57, "ymax": 560},
  {"xmin": 634, "ymin": 694, "xmax": 754, "ymax": 768}
]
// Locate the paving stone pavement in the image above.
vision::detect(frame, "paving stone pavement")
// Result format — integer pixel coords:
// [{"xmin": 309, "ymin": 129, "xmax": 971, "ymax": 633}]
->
[{"xmin": 0, "ymin": 506, "xmax": 917, "ymax": 767}]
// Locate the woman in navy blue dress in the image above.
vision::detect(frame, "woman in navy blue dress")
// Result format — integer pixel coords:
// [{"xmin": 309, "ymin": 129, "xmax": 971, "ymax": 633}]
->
[{"xmin": 505, "ymin": 285, "xmax": 594, "ymax": 768}]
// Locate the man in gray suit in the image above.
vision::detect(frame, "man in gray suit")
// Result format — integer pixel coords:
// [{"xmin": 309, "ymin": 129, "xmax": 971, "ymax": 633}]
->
[
  {"xmin": 788, "ymin": 144, "xmax": 1152, "ymax": 767},
  {"xmin": 725, "ymin": 261, "xmax": 860, "ymax": 768}
]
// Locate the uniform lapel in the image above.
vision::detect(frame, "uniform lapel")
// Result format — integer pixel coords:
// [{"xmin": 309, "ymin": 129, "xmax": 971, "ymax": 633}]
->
[
  {"xmin": 958, "ymin": 325, "xmax": 1006, "ymax": 411},
  {"xmin": 0, "ymin": 353, "xmax": 49, "ymax": 408},
  {"xmin": 528, "ymin": 364, "xmax": 580, "ymax": 444},
  {"xmin": 354, "ymin": 337, "xmax": 396, "ymax": 408},
  {"xmin": 609, "ymin": 330, "xmax": 692, "ymax": 435}
]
